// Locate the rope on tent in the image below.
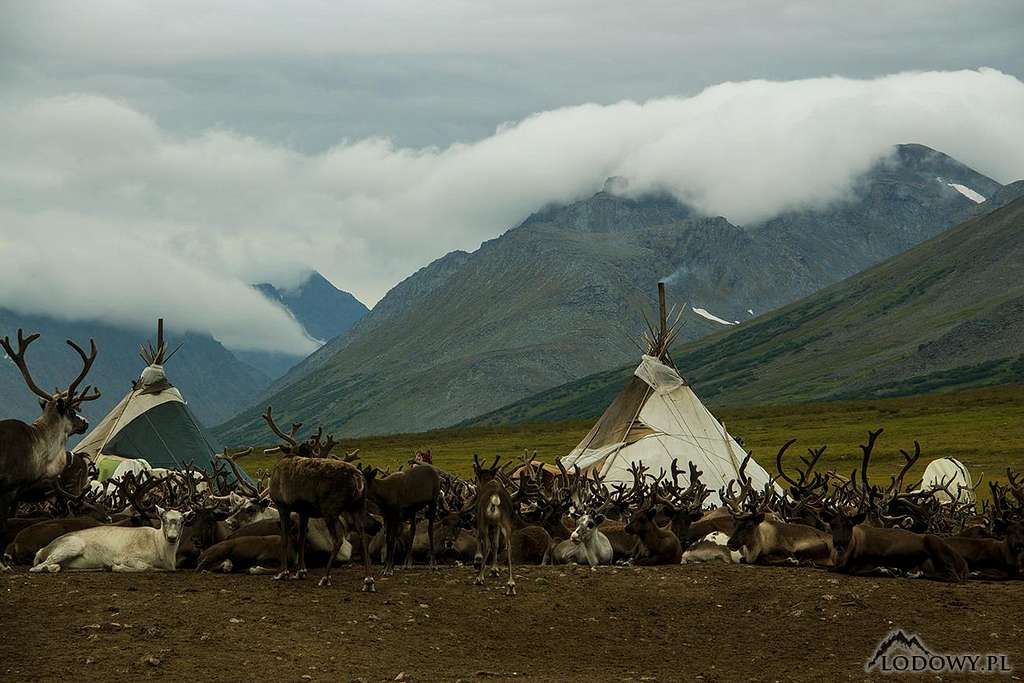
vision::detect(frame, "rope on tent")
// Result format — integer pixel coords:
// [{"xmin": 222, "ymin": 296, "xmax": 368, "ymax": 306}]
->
[
  {"xmin": 93, "ymin": 388, "xmax": 138, "ymax": 458},
  {"xmin": 720, "ymin": 420, "xmax": 743, "ymax": 479},
  {"xmin": 598, "ymin": 382, "xmax": 653, "ymax": 478}
]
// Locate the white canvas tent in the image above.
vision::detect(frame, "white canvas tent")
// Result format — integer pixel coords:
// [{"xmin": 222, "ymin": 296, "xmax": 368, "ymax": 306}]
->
[{"xmin": 560, "ymin": 286, "xmax": 775, "ymax": 504}]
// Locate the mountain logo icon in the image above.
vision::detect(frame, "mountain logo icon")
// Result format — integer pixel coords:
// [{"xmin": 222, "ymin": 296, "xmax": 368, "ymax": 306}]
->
[{"xmin": 866, "ymin": 630, "xmax": 934, "ymax": 671}]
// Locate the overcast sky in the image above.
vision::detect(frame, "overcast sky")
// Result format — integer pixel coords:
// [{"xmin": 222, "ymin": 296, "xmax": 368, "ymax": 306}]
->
[{"xmin": 1, "ymin": 1, "xmax": 1023, "ymax": 353}]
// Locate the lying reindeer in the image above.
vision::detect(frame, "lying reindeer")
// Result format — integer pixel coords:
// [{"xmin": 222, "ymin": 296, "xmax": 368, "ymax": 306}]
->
[
  {"xmin": 824, "ymin": 509, "xmax": 967, "ymax": 583},
  {"xmin": 728, "ymin": 510, "xmax": 833, "ymax": 567},
  {"xmin": 552, "ymin": 512, "xmax": 613, "ymax": 568},
  {"xmin": 197, "ymin": 535, "xmax": 285, "ymax": 574},
  {"xmin": 31, "ymin": 506, "xmax": 190, "ymax": 572},
  {"xmin": 624, "ymin": 506, "xmax": 682, "ymax": 565},
  {"xmin": 681, "ymin": 531, "xmax": 741, "ymax": 564},
  {"xmin": 942, "ymin": 518, "xmax": 1024, "ymax": 580}
]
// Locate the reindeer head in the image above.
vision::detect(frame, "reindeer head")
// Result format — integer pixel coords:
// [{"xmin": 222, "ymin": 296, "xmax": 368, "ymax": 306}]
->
[
  {"xmin": 472, "ymin": 454, "xmax": 501, "ymax": 485},
  {"xmin": 156, "ymin": 506, "xmax": 193, "ymax": 543},
  {"xmin": 624, "ymin": 506, "xmax": 658, "ymax": 536},
  {"xmin": 1, "ymin": 330, "xmax": 101, "ymax": 436},
  {"xmin": 727, "ymin": 511, "xmax": 765, "ymax": 552},
  {"xmin": 570, "ymin": 512, "xmax": 604, "ymax": 544},
  {"xmin": 821, "ymin": 507, "xmax": 867, "ymax": 555},
  {"xmin": 995, "ymin": 518, "xmax": 1024, "ymax": 568}
]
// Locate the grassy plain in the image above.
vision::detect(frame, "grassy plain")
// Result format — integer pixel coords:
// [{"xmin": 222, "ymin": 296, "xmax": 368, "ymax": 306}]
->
[{"xmin": 235, "ymin": 384, "xmax": 1024, "ymax": 489}]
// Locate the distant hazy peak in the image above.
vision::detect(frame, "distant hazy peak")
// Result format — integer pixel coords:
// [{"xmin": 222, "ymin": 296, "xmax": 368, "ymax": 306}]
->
[{"xmin": 254, "ymin": 270, "xmax": 368, "ymax": 344}]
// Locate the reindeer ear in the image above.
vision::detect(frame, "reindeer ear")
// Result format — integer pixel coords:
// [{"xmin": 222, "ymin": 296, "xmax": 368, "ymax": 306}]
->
[
  {"xmin": 593, "ymin": 513, "xmax": 605, "ymax": 525},
  {"xmin": 155, "ymin": 505, "xmax": 166, "ymax": 517},
  {"xmin": 752, "ymin": 512, "xmax": 765, "ymax": 524},
  {"xmin": 852, "ymin": 512, "xmax": 867, "ymax": 525},
  {"xmin": 993, "ymin": 518, "xmax": 1007, "ymax": 533},
  {"xmin": 646, "ymin": 507, "xmax": 658, "ymax": 520}
]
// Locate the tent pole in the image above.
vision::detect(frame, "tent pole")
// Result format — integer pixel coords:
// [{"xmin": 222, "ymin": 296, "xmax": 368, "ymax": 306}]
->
[
  {"xmin": 657, "ymin": 282, "xmax": 667, "ymax": 343},
  {"xmin": 157, "ymin": 318, "xmax": 164, "ymax": 352}
]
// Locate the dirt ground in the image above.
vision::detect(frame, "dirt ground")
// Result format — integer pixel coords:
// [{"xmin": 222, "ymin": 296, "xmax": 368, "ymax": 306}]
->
[{"xmin": 3, "ymin": 564, "xmax": 1023, "ymax": 682}]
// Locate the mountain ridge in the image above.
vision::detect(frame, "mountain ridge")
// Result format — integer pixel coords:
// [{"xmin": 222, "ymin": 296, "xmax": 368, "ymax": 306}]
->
[
  {"xmin": 466, "ymin": 193, "xmax": 1024, "ymax": 426},
  {"xmin": 214, "ymin": 144, "xmax": 1002, "ymax": 441}
]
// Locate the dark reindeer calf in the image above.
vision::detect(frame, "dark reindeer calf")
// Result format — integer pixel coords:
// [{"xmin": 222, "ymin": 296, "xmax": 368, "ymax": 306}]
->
[{"xmin": 625, "ymin": 507, "xmax": 682, "ymax": 565}]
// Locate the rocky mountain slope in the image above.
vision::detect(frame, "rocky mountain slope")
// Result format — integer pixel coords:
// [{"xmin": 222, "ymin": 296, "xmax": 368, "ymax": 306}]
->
[
  {"xmin": 215, "ymin": 144, "xmax": 1003, "ymax": 441},
  {"xmin": 468, "ymin": 193, "xmax": 1024, "ymax": 426}
]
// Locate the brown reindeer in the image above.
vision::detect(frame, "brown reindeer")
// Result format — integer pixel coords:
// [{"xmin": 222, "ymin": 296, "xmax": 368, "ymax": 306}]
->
[
  {"xmin": 824, "ymin": 508, "xmax": 967, "ymax": 582},
  {"xmin": 624, "ymin": 506, "xmax": 682, "ymax": 565},
  {"xmin": 360, "ymin": 463, "xmax": 441, "ymax": 575},
  {"xmin": 944, "ymin": 519, "xmax": 1024, "ymax": 579},
  {"xmin": 197, "ymin": 535, "xmax": 288, "ymax": 574},
  {"xmin": 0, "ymin": 330, "xmax": 101, "ymax": 567},
  {"xmin": 728, "ymin": 510, "xmax": 833, "ymax": 566},
  {"xmin": 263, "ymin": 407, "xmax": 374, "ymax": 591},
  {"xmin": 472, "ymin": 455, "xmax": 516, "ymax": 596}
]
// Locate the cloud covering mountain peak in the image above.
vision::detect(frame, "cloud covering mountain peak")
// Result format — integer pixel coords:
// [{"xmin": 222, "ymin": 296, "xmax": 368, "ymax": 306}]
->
[{"xmin": 1, "ymin": 68, "xmax": 1023, "ymax": 352}]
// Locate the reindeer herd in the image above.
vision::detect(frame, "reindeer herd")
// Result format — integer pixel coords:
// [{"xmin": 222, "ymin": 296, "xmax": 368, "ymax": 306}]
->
[{"xmin": 2, "ymin": 330, "xmax": 1024, "ymax": 595}]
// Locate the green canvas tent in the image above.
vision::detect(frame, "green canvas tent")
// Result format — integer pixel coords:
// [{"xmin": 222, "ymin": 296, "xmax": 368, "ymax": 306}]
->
[{"xmin": 76, "ymin": 362, "xmax": 226, "ymax": 472}]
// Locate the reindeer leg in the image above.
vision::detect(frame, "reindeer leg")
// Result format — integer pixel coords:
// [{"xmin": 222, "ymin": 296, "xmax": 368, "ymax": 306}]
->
[
  {"xmin": 357, "ymin": 511, "xmax": 376, "ymax": 593},
  {"xmin": 474, "ymin": 523, "xmax": 489, "ymax": 586},
  {"xmin": 427, "ymin": 501, "xmax": 437, "ymax": 570},
  {"xmin": 0, "ymin": 494, "xmax": 12, "ymax": 572},
  {"xmin": 274, "ymin": 505, "xmax": 294, "ymax": 581},
  {"xmin": 489, "ymin": 525, "xmax": 501, "ymax": 577},
  {"xmin": 383, "ymin": 516, "xmax": 397, "ymax": 577},
  {"xmin": 319, "ymin": 515, "xmax": 342, "ymax": 587},
  {"xmin": 404, "ymin": 511, "xmax": 417, "ymax": 569},
  {"xmin": 503, "ymin": 523, "xmax": 516, "ymax": 596},
  {"xmin": 295, "ymin": 514, "xmax": 309, "ymax": 579}
]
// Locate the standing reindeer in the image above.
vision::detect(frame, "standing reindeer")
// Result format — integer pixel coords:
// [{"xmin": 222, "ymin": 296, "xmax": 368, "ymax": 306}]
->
[
  {"xmin": 1, "ymin": 330, "xmax": 100, "ymax": 569},
  {"xmin": 361, "ymin": 463, "xmax": 441, "ymax": 575},
  {"xmin": 472, "ymin": 455, "xmax": 516, "ymax": 596},
  {"xmin": 262, "ymin": 407, "xmax": 375, "ymax": 591}
]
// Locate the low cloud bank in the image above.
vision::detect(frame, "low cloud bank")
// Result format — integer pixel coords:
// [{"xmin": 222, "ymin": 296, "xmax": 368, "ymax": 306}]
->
[{"xmin": 1, "ymin": 68, "xmax": 1022, "ymax": 352}]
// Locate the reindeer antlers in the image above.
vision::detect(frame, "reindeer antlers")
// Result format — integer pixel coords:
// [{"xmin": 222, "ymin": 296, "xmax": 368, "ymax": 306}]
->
[
  {"xmin": 64, "ymin": 338, "xmax": 100, "ymax": 404},
  {"xmin": 2, "ymin": 329, "xmax": 54, "ymax": 401},
  {"xmin": 1, "ymin": 330, "xmax": 100, "ymax": 405},
  {"xmin": 262, "ymin": 406, "xmax": 300, "ymax": 447}
]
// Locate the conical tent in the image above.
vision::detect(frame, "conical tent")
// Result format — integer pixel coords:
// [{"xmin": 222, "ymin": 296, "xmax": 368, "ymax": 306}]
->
[
  {"xmin": 560, "ymin": 353, "xmax": 774, "ymax": 505},
  {"xmin": 75, "ymin": 363, "xmax": 225, "ymax": 473}
]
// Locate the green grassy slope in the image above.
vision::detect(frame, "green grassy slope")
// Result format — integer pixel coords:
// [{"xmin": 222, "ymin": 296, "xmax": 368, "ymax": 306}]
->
[
  {"xmin": 236, "ymin": 384, "xmax": 1024, "ymax": 490},
  {"xmin": 468, "ymin": 196, "xmax": 1024, "ymax": 426}
]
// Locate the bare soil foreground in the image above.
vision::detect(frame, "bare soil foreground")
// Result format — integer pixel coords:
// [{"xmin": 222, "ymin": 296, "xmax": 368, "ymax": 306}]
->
[{"xmin": 4, "ymin": 565, "xmax": 1023, "ymax": 682}]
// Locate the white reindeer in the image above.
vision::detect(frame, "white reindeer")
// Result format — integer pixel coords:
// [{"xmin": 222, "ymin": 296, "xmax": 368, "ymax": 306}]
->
[
  {"xmin": 31, "ymin": 507, "xmax": 191, "ymax": 572},
  {"xmin": 552, "ymin": 512, "xmax": 613, "ymax": 568}
]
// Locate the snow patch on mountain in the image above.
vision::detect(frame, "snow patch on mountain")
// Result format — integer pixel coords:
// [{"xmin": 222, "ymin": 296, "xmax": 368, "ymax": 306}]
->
[
  {"xmin": 936, "ymin": 176, "xmax": 986, "ymax": 203},
  {"xmin": 692, "ymin": 307, "xmax": 737, "ymax": 326}
]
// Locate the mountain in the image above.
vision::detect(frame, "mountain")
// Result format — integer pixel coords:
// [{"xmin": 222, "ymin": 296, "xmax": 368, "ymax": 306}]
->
[
  {"xmin": 215, "ymin": 144, "xmax": 1003, "ymax": 441},
  {"xmin": 255, "ymin": 271, "xmax": 368, "ymax": 343},
  {"xmin": 468, "ymin": 194, "xmax": 1024, "ymax": 426},
  {"xmin": 239, "ymin": 271, "xmax": 369, "ymax": 379},
  {"xmin": 0, "ymin": 312, "xmax": 269, "ymax": 428}
]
